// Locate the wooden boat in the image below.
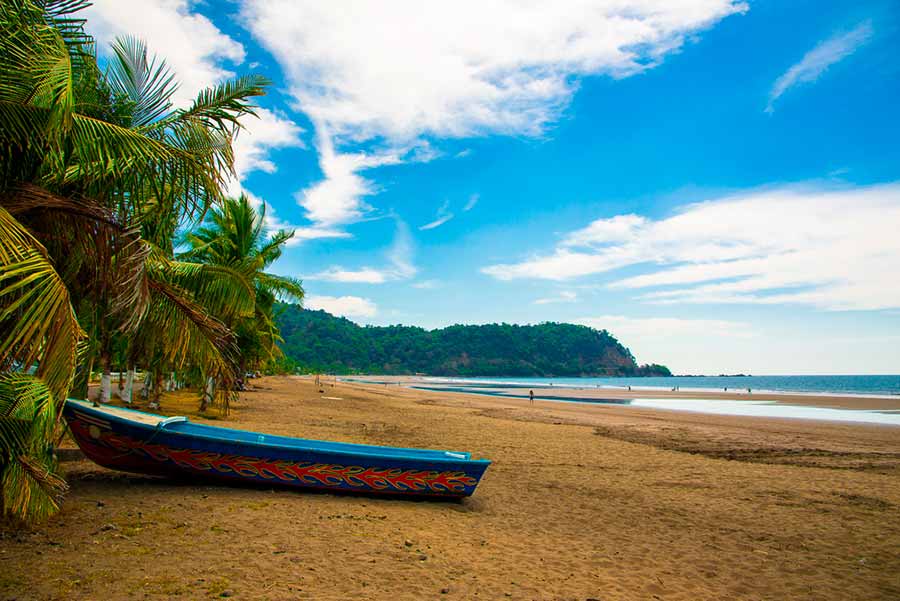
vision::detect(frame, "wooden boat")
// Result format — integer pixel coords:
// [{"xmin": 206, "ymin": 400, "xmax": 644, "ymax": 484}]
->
[{"xmin": 63, "ymin": 399, "xmax": 490, "ymax": 498}]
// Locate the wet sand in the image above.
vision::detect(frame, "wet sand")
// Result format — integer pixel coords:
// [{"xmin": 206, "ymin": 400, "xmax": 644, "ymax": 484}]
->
[
  {"xmin": 350, "ymin": 375, "xmax": 900, "ymax": 410},
  {"xmin": 2, "ymin": 376, "xmax": 899, "ymax": 600}
]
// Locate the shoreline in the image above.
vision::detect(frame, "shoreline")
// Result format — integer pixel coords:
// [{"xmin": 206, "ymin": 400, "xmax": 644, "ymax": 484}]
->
[{"xmin": 340, "ymin": 375, "xmax": 900, "ymax": 413}]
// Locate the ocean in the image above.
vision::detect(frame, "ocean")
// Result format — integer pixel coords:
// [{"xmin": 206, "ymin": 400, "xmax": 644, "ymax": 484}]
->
[{"xmin": 429, "ymin": 374, "xmax": 900, "ymax": 397}]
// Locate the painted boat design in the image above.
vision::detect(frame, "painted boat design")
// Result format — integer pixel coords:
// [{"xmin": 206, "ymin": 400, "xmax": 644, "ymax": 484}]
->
[{"xmin": 63, "ymin": 399, "xmax": 490, "ymax": 498}]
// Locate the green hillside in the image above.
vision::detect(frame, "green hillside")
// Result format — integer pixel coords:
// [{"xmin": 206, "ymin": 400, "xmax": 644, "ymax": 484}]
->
[{"xmin": 275, "ymin": 305, "xmax": 670, "ymax": 377}]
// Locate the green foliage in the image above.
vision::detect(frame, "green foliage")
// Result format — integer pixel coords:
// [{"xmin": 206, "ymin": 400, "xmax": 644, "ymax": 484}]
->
[
  {"xmin": 184, "ymin": 194, "xmax": 304, "ymax": 373},
  {"xmin": 0, "ymin": 373, "xmax": 68, "ymax": 523},
  {"xmin": 276, "ymin": 306, "xmax": 671, "ymax": 377},
  {"xmin": 0, "ymin": 0, "xmax": 279, "ymax": 522}
]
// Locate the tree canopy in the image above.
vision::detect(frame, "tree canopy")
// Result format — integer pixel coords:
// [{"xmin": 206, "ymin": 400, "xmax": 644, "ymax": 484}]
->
[{"xmin": 276, "ymin": 306, "xmax": 671, "ymax": 377}]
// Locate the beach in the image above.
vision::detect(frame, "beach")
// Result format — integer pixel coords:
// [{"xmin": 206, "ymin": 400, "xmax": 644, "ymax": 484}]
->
[{"xmin": 3, "ymin": 376, "xmax": 899, "ymax": 600}]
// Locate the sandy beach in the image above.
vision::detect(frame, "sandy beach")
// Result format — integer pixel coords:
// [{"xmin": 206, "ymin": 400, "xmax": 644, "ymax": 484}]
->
[{"xmin": 2, "ymin": 376, "xmax": 899, "ymax": 600}]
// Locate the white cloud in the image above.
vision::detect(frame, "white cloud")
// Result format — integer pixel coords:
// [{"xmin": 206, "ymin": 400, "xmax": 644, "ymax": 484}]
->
[
  {"xmin": 294, "ymin": 127, "xmax": 403, "ymax": 230},
  {"xmin": 412, "ymin": 279, "xmax": 441, "ymax": 290},
  {"xmin": 767, "ymin": 20, "xmax": 873, "ymax": 113},
  {"xmin": 232, "ymin": 108, "xmax": 305, "ymax": 180},
  {"xmin": 576, "ymin": 315, "xmax": 754, "ymax": 338},
  {"xmin": 305, "ymin": 295, "xmax": 377, "ymax": 319},
  {"xmin": 419, "ymin": 200, "xmax": 454, "ymax": 231},
  {"xmin": 240, "ymin": 1, "xmax": 747, "ymax": 143},
  {"xmin": 240, "ymin": 190, "xmax": 349, "ymax": 246},
  {"xmin": 534, "ymin": 291, "xmax": 578, "ymax": 305},
  {"xmin": 84, "ymin": 0, "xmax": 245, "ymax": 108},
  {"xmin": 310, "ymin": 219, "xmax": 417, "ymax": 283},
  {"xmin": 239, "ymin": 1, "xmax": 746, "ymax": 237},
  {"xmin": 463, "ymin": 194, "xmax": 480, "ymax": 212},
  {"xmin": 483, "ymin": 183, "xmax": 900, "ymax": 311},
  {"xmin": 310, "ymin": 267, "xmax": 388, "ymax": 284},
  {"xmin": 86, "ymin": 1, "xmax": 306, "ymax": 210}
]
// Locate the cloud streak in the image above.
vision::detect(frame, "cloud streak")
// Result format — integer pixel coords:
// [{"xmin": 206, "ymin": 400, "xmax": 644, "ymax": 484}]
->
[
  {"xmin": 767, "ymin": 20, "xmax": 873, "ymax": 113},
  {"xmin": 241, "ymin": 1, "xmax": 747, "ymax": 144},
  {"xmin": 310, "ymin": 219, "xmax": 417, "ymax": 283},
  {"xmin": 305, "ymin": 295, "xmax": 377, "ymax": 318},
  {"xmin": 576, "ymin": 315, "xmax": 754, "ymax": 339},
  {"xmin": 239, "ymin": 1, "xmax": 747, "ymax": 241},
  {"xmin": 419, "ymin": 200, "xmax": 454, "ymax": 231},
  {"xmin": 483, "ymin": 183, "xmax": 900, "ymax": 311},
  {"xmin": 534, "ymin": 291, "xmax": 578, "ymax": 305}
]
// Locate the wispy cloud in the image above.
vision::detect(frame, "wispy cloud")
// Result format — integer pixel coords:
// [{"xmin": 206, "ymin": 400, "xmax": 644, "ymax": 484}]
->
[
  {"xmin": 483, "ymin": 183, "xmax": 900, "ymax": 311},
  {"xmin": 85, "ymin": 0, "xmax": 245, "ymax": 108},
  {"xmin": 241, "ymin": 1, "xmax": 747, "ymax": 144},
  {"xmin": 240, "ymin": 1, "xmax": 746, "ymax": 239},
  {"xmin": 305, "ymin": 295, "xmax": 377, "ymax": 318},
  {"xmin": 412, "ymin": 279, "xmax": 441, "ymax": 290},
  {"xmin": 310, "ymin": 219, "xmax": 416, "ymax": 283},
  {"xmin": 231, "ymin": 108, "xmax": 305, "ymax": 181},
  {"xmin": 534, "ymin": 291, "xmax": 578, "ymax": 305},
  {"xmin": 419, "ymin": 200, "xmax": 454, "ymax": 231},
  {"xmin": 576, "ymin": 316, "xmax": 754, "ymax": 339},
  {"xmin": 295, "ymin": 127, "xmax": 402, "ymax": 230},
  {"xmin": 241, "ymin": 191, "xmax": 349, "ymax": 246},
  {"xmin": 463, "ymin": 194, "xmax": 480, "ymax": 212},
  {"xmin": 767, "ymin": 20, "xmax": 873, "ymax": 113}
]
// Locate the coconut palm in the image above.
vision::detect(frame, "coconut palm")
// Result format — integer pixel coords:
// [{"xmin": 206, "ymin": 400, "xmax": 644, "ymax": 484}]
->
[
  {"xmin": 184, "ymin": 195, "xmax": 305, "ymax": 387},
  {"xmin": 0, "ymin": 0, "xmax": 274, "ymax": 522}
]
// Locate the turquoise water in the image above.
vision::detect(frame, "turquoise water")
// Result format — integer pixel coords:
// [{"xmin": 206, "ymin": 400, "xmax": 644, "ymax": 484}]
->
[{"xmin": 430, "ymin": 375, "xmax": 900, "ymax": 397}]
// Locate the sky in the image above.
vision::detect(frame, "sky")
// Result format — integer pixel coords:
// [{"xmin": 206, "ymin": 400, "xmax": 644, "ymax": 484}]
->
[{"xmin": 82, "ymin": 0, "xmax": 900, "ymax": 375}]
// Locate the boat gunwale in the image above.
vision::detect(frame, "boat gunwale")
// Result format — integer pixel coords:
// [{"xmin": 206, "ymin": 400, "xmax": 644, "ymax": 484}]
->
[{"xmin": 65, "ymin": 399, "xmax": 491, "ymax": 466}]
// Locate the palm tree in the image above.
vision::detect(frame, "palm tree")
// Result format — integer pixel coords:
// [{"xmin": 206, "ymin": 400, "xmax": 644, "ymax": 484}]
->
[
  {"xmin": 184, "ymin": 194, "xmax": 304, "ymax": 405},
  {"xmin": 182, "ymin": 194, "xmax": 304, "ymax": 406},
  {"xmin": 0, "ymin": 0, "xmax": 272, "ymax": 522}
]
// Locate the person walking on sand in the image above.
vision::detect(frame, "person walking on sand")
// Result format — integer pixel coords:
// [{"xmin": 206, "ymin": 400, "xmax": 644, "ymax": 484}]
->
[{"xmin": 529, "ymin": 390, "xmax": 534, "ymax": 404}]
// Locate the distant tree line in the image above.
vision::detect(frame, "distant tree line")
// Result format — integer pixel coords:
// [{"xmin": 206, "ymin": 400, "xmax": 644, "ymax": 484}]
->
[{"xmin": 275, "ymin": 306, "xmax": 672, "ymax": 377}]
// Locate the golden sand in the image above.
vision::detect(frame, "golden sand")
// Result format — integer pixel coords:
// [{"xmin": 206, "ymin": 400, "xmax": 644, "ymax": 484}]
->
[{"xmin": 2, "ymin": 376, "xmax": 898, "ymax": 600}]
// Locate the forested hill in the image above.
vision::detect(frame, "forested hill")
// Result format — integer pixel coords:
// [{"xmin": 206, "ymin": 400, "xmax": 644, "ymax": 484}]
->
[{"xmin": 275, "ymin": 306, "xmax": 671, "ymax": 377}]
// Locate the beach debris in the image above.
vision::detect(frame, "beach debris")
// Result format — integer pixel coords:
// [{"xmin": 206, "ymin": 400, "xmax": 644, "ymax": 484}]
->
[
  {"xmin": 418, "ymin": 554, "xmax": 428, "ymax": 561},
  {"xmin": 404, "ymin": 539, "xmax": 414, "ymax": 547},
  {"xmin": 441, "ymin": 587, "xmax": 451, "ymax": 594}
]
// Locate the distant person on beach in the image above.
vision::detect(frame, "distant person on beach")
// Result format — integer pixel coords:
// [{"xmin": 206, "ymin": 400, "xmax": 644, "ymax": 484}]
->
[
  {"xmin": 628, "ymin": 385, "xmax": 631, "ymax": 391},
  {"xmin": 747, "ymin": 388, "xmax": 752, "ymax": 394},
  {"xmin": 529, "ymin": 390, "xmax": 534, "ymax": 404}
]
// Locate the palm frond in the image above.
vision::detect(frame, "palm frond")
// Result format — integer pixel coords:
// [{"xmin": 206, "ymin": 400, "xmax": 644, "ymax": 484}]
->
[
  {"xmin": 0, "ymin": 373, "xmax": 68, "ymax": 523},
  {"xmin": 0, "ymin": 206, "xmax": 83, "ymax": 401},
  {"xmin": 174, "ymin": 74, "xmax": 269, "ymax": 131},
  {"xmin": 107, "ymin": 35, "xmax": 178, "ymax": 127}
]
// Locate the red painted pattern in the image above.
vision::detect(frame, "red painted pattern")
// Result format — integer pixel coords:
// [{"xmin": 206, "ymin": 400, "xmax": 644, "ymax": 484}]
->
[{"xmin": 69, "ymin": 419, "xmax": 476, "ymax": 494}]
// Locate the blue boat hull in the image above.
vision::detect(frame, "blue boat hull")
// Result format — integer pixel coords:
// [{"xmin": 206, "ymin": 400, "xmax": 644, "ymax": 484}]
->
[{"xmin": 63, "ymin": 400, "xmax": 490, "ymax": 498}]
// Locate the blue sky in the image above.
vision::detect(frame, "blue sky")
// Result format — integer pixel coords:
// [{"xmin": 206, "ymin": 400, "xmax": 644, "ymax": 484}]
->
[{"xmin": 83, "ymin": 1, "xmax": 900, "ymax": 374}]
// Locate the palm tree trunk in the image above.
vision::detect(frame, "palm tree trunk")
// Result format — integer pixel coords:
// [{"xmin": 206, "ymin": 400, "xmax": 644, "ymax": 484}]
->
[
  {"xmin": 121, "ymin": 366, "xmax": 135, "ymax": 404},
  {"xmin": 99, "ymin": 352, "xmax": 112, "ymax": 404},
  {"xmin": 149, "ymin": 372, "xmax": 164, "ymax": 409},
  {"xmin": 200, "ymin": 375, "xmax": 215, "ymax": 412},
  {"xmin": 141, "ymin": 371, "xmax": 152, "ymax": 400}
]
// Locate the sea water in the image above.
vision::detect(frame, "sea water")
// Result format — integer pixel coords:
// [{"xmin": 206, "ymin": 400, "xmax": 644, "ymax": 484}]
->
[
  {"xmin": 629, "ymin": 398, "xmax": 900, "ymax": 426},
  {"xmin": 432, "ymin": 374, "xmax": 900, "ymax": 397}
]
